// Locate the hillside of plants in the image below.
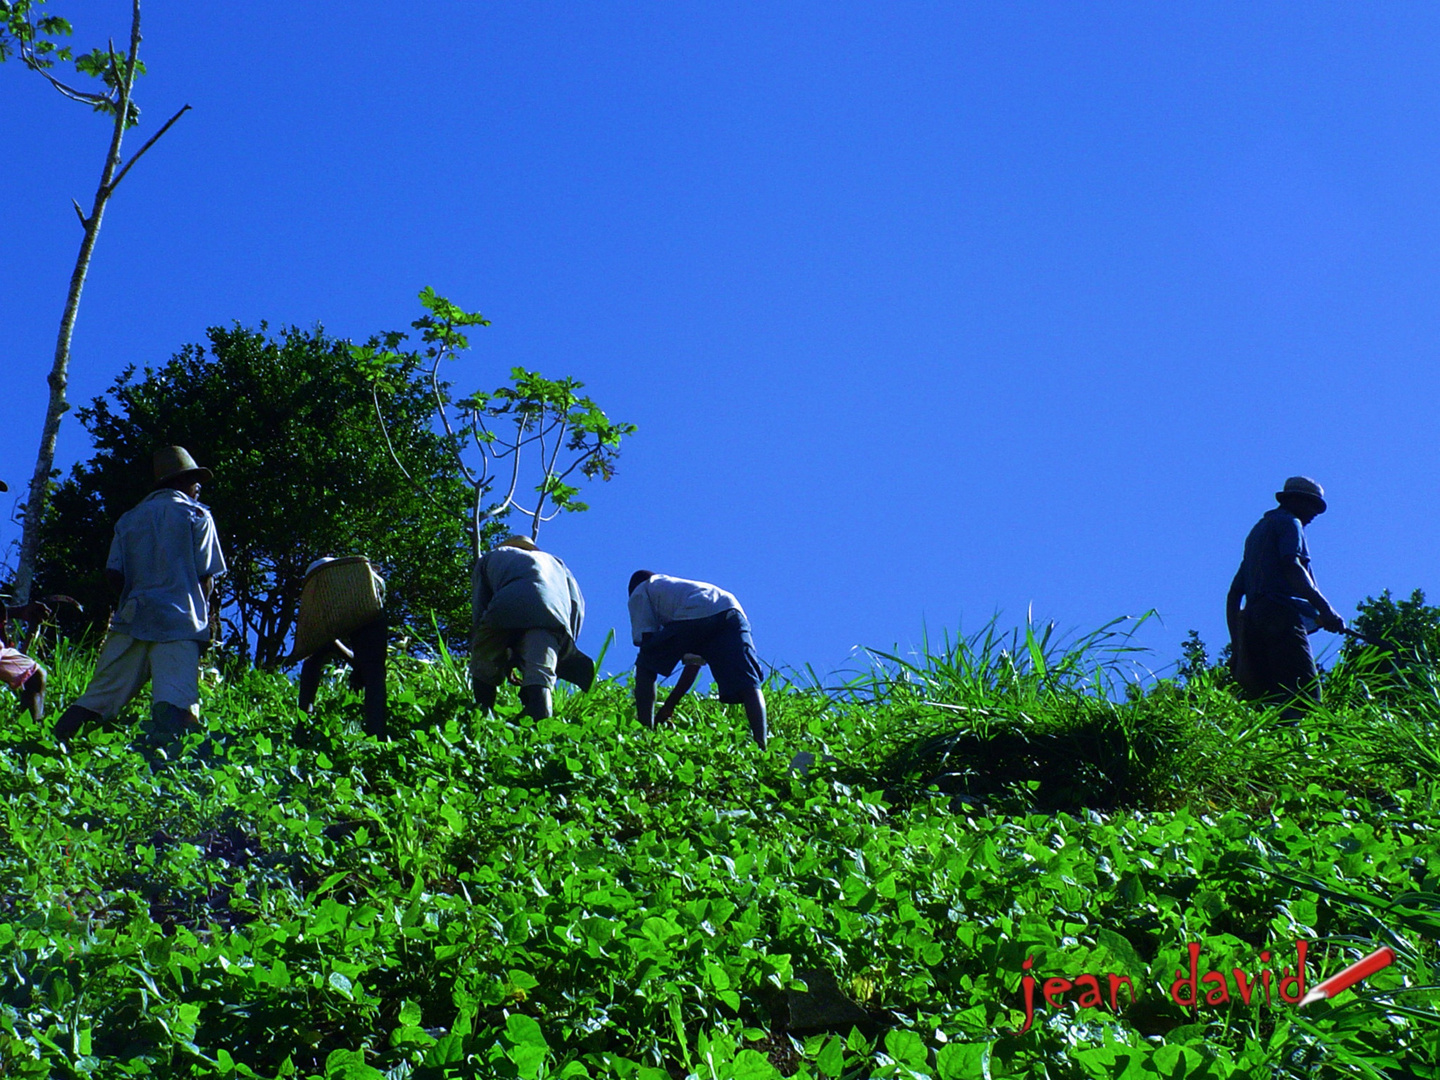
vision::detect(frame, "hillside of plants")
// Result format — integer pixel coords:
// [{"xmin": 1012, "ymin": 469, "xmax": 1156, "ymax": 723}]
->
[{"xmin": 2, "ymin": 619, "xmax": 1438, "ymax": 1079}]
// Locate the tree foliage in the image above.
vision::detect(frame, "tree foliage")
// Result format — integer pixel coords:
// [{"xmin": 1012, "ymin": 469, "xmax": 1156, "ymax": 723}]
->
[
  {"xmin": 1343, "ymin": 587, "xmax": 1440, "ymax": 663},
  {"xmin": 1, "ymin": 0, "xmax": 145, "ymax": 121},
  {"xmin": 353, "ymin": 288, "xmax": 637, "ymax": 556},
  {"xmin": 37, "ymin": 324, "xmax": 473, "ymax": 667}
]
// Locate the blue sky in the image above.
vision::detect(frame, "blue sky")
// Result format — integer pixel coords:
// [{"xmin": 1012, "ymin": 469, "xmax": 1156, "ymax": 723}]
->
[{"xmin": 4, "ymin": 3, "xmax": 1437, "ymax": 683}]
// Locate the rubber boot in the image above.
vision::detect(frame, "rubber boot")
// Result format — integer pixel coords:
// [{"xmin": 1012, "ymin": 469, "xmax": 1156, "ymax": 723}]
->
[
  {"xmin": 298, "ymin": 651, "xmax": 329, "ymax": 713},
  {"xmin": 474, "ymin": 680, "xmax": 498, "ymax": 714},
  {"xmin": 53, "ymin": 703, "xmax": 101, "ymax": 744},
  {"xmin": 20, "ymin": 670, "xmax": 46, "ymax": 722},
  {"xmin": 141, "ymin": 702, "xmax": 194, "ymax": 767},
  {"xmin": 741, "ymin": 687, "xmax": 768, "ymax": 750},
  {"xmin": 519, "ymin": 685, "xmax": 552, "ymax": 721}
]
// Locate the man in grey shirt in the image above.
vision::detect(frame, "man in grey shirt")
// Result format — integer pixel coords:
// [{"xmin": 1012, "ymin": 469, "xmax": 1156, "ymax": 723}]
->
[
  {"xmin": 53, "ymin": 447, "xmax": 226, "ymax": 756},
  {"xmin": 471, "ymin": 535, "xmax": 593, "ymax": 721},
  {"xmin": 1226, "ymin": 476, "xmax": 1344, "ymax": 717}
]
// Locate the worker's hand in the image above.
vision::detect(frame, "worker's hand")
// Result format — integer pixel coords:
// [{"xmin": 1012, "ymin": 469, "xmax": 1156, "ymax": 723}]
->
[
  {"xmin": 1318, "ymin": 605, "xmax": 1345, "ymax": 634},
  {"xmin": 9, "ymin": 602, "xmax": 51, "ymax": 623}
]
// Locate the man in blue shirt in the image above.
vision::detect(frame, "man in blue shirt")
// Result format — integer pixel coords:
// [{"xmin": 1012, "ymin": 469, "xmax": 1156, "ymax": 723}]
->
[
  {"xmin": 1226, "ymin": 476, "xmax": 1344, "ymax": 716},
  {"xmin": 53, "ymin": 447, "xmax": 226, "ymax": 757}
]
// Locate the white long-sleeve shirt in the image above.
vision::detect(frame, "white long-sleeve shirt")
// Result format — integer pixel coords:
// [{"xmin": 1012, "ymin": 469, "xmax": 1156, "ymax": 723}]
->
[{"xmin": 628, "ymin": 575, "xmax": 742, "ymax": 645}]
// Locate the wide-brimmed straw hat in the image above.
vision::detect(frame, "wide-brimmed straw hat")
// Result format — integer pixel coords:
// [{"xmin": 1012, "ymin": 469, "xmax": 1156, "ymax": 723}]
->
[
  {"xmin": 153, "ymin": 446, "xmax": 212, "ymax": 488},
  {"xmin": 499, "ymin": 535, "xmax": 539, "ymax": 551},
  {"xmin": 1275, "ymin": 476, "xmax": 1326, "ymax": 513}
]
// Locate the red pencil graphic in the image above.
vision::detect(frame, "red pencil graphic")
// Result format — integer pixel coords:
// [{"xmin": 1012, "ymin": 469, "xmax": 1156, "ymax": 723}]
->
[{"xmin": 1300, "ymin": 946, "xmax": 1396, "ymax": 1006}]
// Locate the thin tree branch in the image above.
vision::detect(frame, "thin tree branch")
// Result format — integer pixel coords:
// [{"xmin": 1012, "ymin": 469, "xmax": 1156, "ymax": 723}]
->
[
  {"xmin": 473, "ymin": 480, "xmax": 485, "ymax": 560},
  {"xmin": 430, "ymin": 369, "xmax": 477, "ymax": 487},
  {"xmin": 26, "ymin": 62, "xmax": 113, "ymax": 105},
  {"xmin": 532, "ymin": 411, "xmax": 568, "ymax": 538},
  {"xmin": 106, "ymin": 102, "xmax": 191, "ymax": 193},
  {"xmin": 370, "ymin": 382, "xmax": 450, "ymax": 513},
  {"xmin": 71, "ymin": 198, "xmax": 86, "ymax": 227},
  {"xmin": 467, "ymin": 411, "xmax": 490, "ymax": 489},
  {"xmin": 501, "ymin": 412, "xmax": 525, "ymax": 507},
  {"xmin": 550, "ymin": 444, "xmax": 600, "ymax": 484}
]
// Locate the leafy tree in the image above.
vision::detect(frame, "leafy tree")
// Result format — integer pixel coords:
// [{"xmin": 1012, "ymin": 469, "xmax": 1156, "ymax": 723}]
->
[
  {"xmin": 1174, "ymin": 630, "xmax": 1235, "ymax": 688},
  {"xmin": 1343, "ymin": 588, "xmax": 1440, "ymax": 663},
  {"xmin": 36, "ymin": 324, "xmax": 473, "ymax": 667},
  {"xmin": 2, "ymin": 0, "xmax": 190, "ymax": 604},
  {"xmin": 353, "ymin": 288, "xmax": 637, "ymax": 557}
]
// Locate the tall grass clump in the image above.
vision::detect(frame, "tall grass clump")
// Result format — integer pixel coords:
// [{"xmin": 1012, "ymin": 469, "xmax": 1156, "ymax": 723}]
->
[
  {"xmin": 822, "ymin": 613, "xmax": 1440, "ymax": 815},
  {"xmin": 825, "ymin": 615, "xmax": 1191, "ymax": 812}
]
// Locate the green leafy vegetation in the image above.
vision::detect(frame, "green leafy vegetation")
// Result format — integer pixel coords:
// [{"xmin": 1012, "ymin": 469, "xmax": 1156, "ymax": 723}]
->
[{"xmin": 1, "ymin": 621, "xmax": 1436, "ymax": 1078}]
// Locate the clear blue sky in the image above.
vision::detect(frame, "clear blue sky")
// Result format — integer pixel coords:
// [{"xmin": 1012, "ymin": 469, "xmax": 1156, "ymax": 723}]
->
[{"xmin": 4, "ymin": 3, "xmax": 1437, "ymax": 683}]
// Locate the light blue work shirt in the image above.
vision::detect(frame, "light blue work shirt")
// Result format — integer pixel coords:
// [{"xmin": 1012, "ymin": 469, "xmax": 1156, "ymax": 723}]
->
[
  {"xmin": 628, "ymin": 575, "xmax": 742, "ymax": 645},
  {"xmin": 472, "ymin": 546, "xmax": 584, "ymax": 644},
  {"xmin": 1239, "ymin": 507, "xmax": 1320, "ymax": 622},
  {"xmin": 106, "ymin": 488, "xmax": 227, "ymax": 642}
]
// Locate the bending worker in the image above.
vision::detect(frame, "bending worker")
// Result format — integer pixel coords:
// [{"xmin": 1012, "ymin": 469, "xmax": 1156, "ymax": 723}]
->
[
  {"xmin": 0, "ymin": 599, "xmax": 51, "ymax": 722},
  {"xmin": 0, "ymin": 478, "xmax": 48, "ymax": 721},
  {"xmin": 53, "ymin": 447, "xmax": 226, "ymax": 757},
  {"xmin": 471, "ymin": 535, "xmax": 593, "ymax": 720},
  {"xmin": 1227, "ymin": 475, "xmax": 1344, "ymax": 717},
  {"xmin": 627, "ymin": 571, "xmax": 767, "ymax": 748},
  {"xmin": 294, "ymin": 556, "xmax": 388, "ymax": 739}
]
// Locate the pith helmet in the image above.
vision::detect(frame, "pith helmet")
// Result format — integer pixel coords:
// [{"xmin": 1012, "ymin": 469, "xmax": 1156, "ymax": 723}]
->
[
  {"xmin": 152, "ymin": 446, "xmax": 213, "ymax": 488},
  {"xmin": 500, "ymin": 535, "xmax": 539, "ymax": 551},
  {"xmin": 1275, "ymin": 476, "xmax": 1326, "ymax": 513}
]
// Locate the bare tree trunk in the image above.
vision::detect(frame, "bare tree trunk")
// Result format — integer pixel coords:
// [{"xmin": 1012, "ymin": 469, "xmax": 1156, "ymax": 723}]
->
[{"xmin": 13, "ymin": 0, "xmax": 189, "ymax": 603}]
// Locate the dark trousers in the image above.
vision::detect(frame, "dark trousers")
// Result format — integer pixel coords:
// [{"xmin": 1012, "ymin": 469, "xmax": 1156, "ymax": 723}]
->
[
  {"xmin": 298, "ymin": 615, "xmax": 388, "ymax": 737},
  {"xmin": 1236, "ymin": 599, "xmax": 1318, "ymax": 717}
]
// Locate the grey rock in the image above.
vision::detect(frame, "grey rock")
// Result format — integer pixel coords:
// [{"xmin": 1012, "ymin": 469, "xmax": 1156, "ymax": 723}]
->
[{"xmin": 784, "ymin": 968, "xmax": 873, "ymax": 1035}]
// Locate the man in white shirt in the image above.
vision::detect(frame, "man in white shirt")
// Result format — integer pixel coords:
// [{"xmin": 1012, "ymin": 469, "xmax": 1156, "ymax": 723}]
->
[
  {"xmin": 53, "ymin": 447, "xmax": 226, "ymax": 759},
  {"xmin": 627, "ymin": 571, "xmax": 767, "ymax": 748}
]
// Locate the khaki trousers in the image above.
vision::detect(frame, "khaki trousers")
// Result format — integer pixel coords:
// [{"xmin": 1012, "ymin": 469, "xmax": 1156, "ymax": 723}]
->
[
  {"xmin": 74, "ymin": 633, "xmax": 202, "ymax": 720},
  {"xmin": 470, "ymin": 626, "xmax": 571, "ymax": 690}
]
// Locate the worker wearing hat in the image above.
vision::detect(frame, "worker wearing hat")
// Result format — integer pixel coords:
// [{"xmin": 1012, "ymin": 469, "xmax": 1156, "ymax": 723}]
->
[
  {"xmin": 1226, "ymin": 476, "xmax": 1344, "ymax": 718},
  {"xmin": 53, "ymin": 447, "xmax": 226, "ymax": 759},
  {"xmin": 471, "ymin": 535, "xmax": 594, "ymax": 720}
]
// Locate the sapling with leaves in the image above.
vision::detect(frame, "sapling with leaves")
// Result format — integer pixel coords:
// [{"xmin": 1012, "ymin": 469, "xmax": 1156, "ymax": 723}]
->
[
  {"xmin": 354, "ymin": 288, "xmax": 637, "ymax": 557},
  {"xmin": 2, "ymin": 0, "xmax": 191, "ymax": 604}
]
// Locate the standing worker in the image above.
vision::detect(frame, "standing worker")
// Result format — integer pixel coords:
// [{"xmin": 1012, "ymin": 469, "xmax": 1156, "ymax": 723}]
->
[
  {"xmin": 53, "ymin": 447, "xmax": 226, "ymax": 758},
  {"xmin": 292, "ymin": 556, "xmax": 388, "ymax": 738},
  {"xmin": 627, "ymin": 571, "xmax": 767, "ymax": 748},
  {"xmin": 1227, "ymin": 476, "xmax": 1345, "ymax": 718},
  {"xmin": 471, "ymin": 536, "xmax": 593, "ymax": 720}
]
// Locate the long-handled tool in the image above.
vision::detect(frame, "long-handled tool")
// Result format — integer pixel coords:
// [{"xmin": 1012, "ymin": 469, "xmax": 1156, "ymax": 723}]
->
[{"xmin": 1341, "ymin": 626, "xmax": 1406, "ymax": 658}]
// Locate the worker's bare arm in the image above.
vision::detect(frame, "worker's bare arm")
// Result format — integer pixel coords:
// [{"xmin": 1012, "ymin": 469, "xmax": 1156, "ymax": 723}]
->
[
  {"xmin": 1282, "ymin": 559, "xmax": 1344, "ymax": 632},
  {"xmin": 655, "ymin": 662, "xmax": 702, "ymax": 725}
]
